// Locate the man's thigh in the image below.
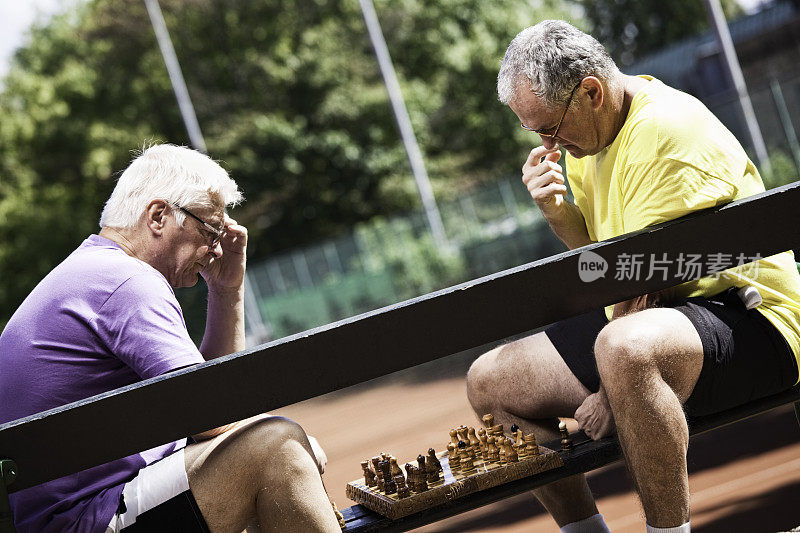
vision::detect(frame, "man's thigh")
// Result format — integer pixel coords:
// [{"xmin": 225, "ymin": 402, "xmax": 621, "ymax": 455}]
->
[{"xmin": 469, "ymin": 328, "xmax": 593, "ymax": 418}]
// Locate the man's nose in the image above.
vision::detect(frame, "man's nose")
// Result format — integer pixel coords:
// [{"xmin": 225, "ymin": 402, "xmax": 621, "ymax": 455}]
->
[{"xmin": 541, "ymin": 136, "xmax": 557, "ymax": 150}]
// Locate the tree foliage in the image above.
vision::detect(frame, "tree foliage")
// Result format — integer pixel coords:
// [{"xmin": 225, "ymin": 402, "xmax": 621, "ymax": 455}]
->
[
  {"xmin": 0, "ymin": 0, "xmax": 573, "ymax": 327},
  {"xmin": 576, "ymin": 0, "xmax": 744, "ymax": 66}
]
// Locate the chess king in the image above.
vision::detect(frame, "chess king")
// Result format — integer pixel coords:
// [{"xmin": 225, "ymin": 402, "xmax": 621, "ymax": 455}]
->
[{"xmin": 466, "ymin": 20, "xmax": 800, "ymax": 533}]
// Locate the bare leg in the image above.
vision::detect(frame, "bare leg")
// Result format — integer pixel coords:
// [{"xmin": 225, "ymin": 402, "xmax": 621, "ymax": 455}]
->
[
  {"xmin": 184, "ymin": 416, "xmax": 340, "ymax": 533},
  {"xmin": 467, "ymin": 331, "xmax": 598, "ymax": 526},
  {"xmin": 594, "ymin": 308, "xmax": 704, "ymax": 528}
]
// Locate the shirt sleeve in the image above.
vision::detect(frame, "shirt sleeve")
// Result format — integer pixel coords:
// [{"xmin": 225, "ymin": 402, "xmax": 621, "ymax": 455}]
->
[
  {"xmin": 94, "ymin": 273, "xmax": 204, "ymax": 378},
  {"xmin": 619, "ymin": 157, "xmax": 738, "ymax": 234}
]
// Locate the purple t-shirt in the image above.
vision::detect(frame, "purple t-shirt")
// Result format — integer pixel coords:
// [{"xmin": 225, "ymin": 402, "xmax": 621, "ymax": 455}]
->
[{"xmin": 0, "ymin": 235, "xmax": 204, "ymax": 532}]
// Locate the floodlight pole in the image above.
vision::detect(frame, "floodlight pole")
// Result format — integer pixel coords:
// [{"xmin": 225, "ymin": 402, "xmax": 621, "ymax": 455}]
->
[
  {"xmin": 144, "ymin": 0, "xmax": 272, "ymax": 344},
  {"xmin": 144, "ymin": 0, "xmax": 207, "ymax": 153},
  {"xmin": 358, "ymin": 0, "xmax": 449, "ymax": 249},
  {"xmin": 704, "ymin": 0, "xmax": 770, "ymax": 173}
]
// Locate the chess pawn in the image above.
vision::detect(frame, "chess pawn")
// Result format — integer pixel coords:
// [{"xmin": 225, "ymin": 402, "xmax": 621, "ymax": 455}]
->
[
  {"xmin": 467, "ymin": 427, "xmax": 480, "ymax": 452},
  {"xmin": 361, "ymin": 460, "xmax": 376, "ymax": 487},
  {"xmin": 417, "ymin": 454, "xmax": 428, "ymax": 481},
  {"xmin": 415, "ymin": 465, "xmax": 428, "ymax": 492},
  {"xmin": 372, "ymin": 457, "xmax": 384, "ymax": 492},
  {"xmin": 449, "ymin": 428, "xmax": 460, "ymax": 448},
  {"xmin": 477, "ymin": 428, "xmax": 489, "ymax": 461},
  {"xmin": 559, "ymin": 421, "xmax": 573, "ymax": 451},
  {"xmin": 524, "ymin": 434, "xmax": 540, "ymax": 456},
  {"xmin": 487, "ymin": 436, "xmax": 500, "ymax": 462},
  {"xmin": 447, "ymin": 442, "xmax": 460, "ymax": 473},
  {"xmin": 394, "ymin": 470, "xmax": 410, "ymax": 498},
  {"xmin": 460, "ymin": 449, "xmax": 476, "ymax": 473},
  {"xmin": 427, "ymin": 448, "xmax": 442, "ymax": 483},
  {"xmin": 380, "ymin": 460, "xmax": 397, "ymax": 494},
  {"xmin": 482, "ymin": 413, "xmax": 495, "ymax": 429},
  {"xmin": 404, "ymin": 463, "xmax": 416, "ymax": 492},
  {"xmin": 505, "ymin": 437, "xmax": 519, "ymax": 463}
]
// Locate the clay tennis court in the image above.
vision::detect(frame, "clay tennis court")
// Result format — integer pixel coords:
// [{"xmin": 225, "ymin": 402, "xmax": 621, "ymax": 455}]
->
[{"xmin": 275, "ymin": 362, "xmax": 800, "ymax": 533}]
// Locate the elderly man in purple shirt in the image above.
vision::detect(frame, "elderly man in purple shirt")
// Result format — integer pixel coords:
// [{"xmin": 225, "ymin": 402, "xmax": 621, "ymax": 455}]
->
[{"xmin": 0, "ymin": 144, "xmax": 341, "ymax": 533}]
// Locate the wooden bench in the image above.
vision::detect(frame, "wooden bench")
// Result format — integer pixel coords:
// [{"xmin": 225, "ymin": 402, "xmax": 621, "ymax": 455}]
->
[{"xmin": 2, "ymin": 181, "xmax": 800, "ymax": 532}]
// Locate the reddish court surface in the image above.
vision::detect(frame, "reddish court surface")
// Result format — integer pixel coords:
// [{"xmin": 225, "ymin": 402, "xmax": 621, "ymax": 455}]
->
[{"xmin": 274, "ymin": 374, "xmax": 800, "ymax": 533}]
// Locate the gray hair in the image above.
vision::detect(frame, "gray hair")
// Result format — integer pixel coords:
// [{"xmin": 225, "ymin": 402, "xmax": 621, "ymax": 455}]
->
[
  {"xmin": 497, "ymin": 20, "xmax": 617, "ymax": 106},
  {"xmin": 99, "ymin": 144, "xmax": 243, "ymax": 229}
]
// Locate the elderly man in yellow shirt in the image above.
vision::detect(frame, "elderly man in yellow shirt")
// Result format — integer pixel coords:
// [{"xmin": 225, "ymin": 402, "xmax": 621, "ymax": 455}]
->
[{"xmin": 467, "ymin": 20, "xmax": 800, "ymax": 533}]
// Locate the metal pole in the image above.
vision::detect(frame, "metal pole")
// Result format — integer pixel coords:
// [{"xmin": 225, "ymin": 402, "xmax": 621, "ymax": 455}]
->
[
  {"xmin": 770, "ymin": 79, "xmax": 800, "ymax": 175},
  {"xmin": 144, "ymin": 0, "xmax": 207, "ymax": 153},
  {"xmin": 704, "ymin": 0, "xmax": 770, "ymax": 173},
  {"xmin": 145, "ymin": 0, "xmax": 274, "ymax": 345},
  {"xmin": 358, "ymin": 0, "xmax": 449, "ymax": 249}
]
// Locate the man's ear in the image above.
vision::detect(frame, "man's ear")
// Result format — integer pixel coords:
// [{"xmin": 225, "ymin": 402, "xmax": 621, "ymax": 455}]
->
[
  {"xmin": 582, "ymin": 76, "xmax": 604, "ymax": 110},
  {"xmin": 145, "ymin": 200, "xmax": 169, "ymax": 236}
]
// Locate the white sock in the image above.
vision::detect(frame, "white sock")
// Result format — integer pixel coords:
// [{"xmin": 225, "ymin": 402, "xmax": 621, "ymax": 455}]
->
[
  {"xmin": 646, "ymin": 521, "xmax": 691, "ymax": 533},
  {"xmin": 560, "ymin": 513, "xmax": 611, "ymax": 533}
]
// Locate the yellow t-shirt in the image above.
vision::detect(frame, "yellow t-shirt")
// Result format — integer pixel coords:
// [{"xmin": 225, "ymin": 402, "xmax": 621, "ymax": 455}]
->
[{"xmin": 565, "ymin": 76, "xmax": 800, "ymax": 382}]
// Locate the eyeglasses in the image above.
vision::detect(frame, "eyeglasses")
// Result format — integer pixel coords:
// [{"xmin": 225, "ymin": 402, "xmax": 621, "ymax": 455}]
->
[
  {"xmin": 520, "ymin": 82, "xmax": 581, "ymax": 140},
  {"xmin": 174, "ymin": 205, "xmax": 224, "ymax": 248}
]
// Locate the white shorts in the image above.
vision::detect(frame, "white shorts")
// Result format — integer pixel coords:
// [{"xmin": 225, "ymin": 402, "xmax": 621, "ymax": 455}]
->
[{"xmin": 105, "ymin": 448, "xmax": 190, "ymax": 532}]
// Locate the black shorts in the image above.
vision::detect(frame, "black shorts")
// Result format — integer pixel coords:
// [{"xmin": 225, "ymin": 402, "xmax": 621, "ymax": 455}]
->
[
  {"xmin": 120, "ymin": 490, "xmax": 210, "ymax": 532},
  {"xmin": 545, "ymin": 288, "xmax": 799, "ymax": 416}
]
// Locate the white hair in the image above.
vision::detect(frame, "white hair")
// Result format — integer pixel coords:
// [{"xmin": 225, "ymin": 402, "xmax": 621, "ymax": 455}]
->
[
  {"xmin": 99, "ymin": 144, "xmax": 243, "ymax": 229},
  {"xmin": 497, "ymin": 20, "xmax": 618, "ymax": 106}
]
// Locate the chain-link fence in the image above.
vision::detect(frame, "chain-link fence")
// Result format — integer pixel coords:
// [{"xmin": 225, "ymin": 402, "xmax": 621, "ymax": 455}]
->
[{"xmin": 244, "ymin": 73, "xmax": 800, "ymax": 345}]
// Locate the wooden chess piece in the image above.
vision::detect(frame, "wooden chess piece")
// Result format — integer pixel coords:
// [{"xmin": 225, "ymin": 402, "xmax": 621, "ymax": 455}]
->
[
  {"xmin": 372, "ymin": 457, "xmax": 384, "ymax": 492},
  {"xmin": 447, "ymin": 442, "xmax": 460, "ymax": 473},
  {"xmin": 514, "ymin": 430, "xmax": 526, "ymax": 459},
  {"xmin": 505, "ymin": 437, "xmax": 519, "ymax": 463},
  {"xmin": 490, "ymin": 424, "xmax": 504, "ymax": 438},
  {"xmin": 487, "ymin": 436, "xmax": 500, "ymax": 462},
  {"xmin": 478, "ymin": 428, "xmax": 489, "ymax": 460},
  {"xmin": 404, "ymin": 463, "xmax": 416, "ymax": 492},
  {"xmin": 457, "ymin": 426, "xmax": 469, "ymax": 448},
  {"xmin": 559, "ymin": 420, "xmax": 573, "ymax": 451},
  {"xmin": 361, "ymin": 460, "xmax": 376, "ymax": 487},
  {"xmin": 482, "ymin": 413, "xmax": 494, "ymax": 429},
  {"xmin": 449, "ymin": 428, "xmax": 460, "ymax": 448},
  {"xmin": 394, "ymin": 467, "xmax": 410, "ymax": 499},
  {"xmin": 460, "ymin": 448, "xmax": 476, "ymax": 473},
  {"xmin": 390, "ymin": 457, "xmax": 403, "ymax": 479},
  {"xmin": 416, "ymin": 455, "xmax": 429, "ymax": 491},
  {"xmin": 524, "ymin": 433, "xmax": 540, "ymax": 456},
  {"xmin": 427, "ymin": 448, "xmax": 442, "ymax": 483},
  {"xmin": 380, "ymin": 460, "xmax": 396, "ymax": 494},
  {"xmin": 468, "ymin": 427, "xmax": 480, "ymax": 451}
]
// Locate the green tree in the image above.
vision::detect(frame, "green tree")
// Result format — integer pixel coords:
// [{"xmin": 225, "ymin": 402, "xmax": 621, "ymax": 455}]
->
[
  {"xmin": 0, "ymin": 0, "xmax": 574, "ymax": 329},
  {"xmin": 576, "ymin": 0, "xmax": 744, "ymax": 66}
]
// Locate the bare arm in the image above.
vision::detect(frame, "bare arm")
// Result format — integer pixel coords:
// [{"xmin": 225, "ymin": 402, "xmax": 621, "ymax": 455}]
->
[
  {"xmin": 199, "ymin": 218, "xmax": 247, "ymax": 359},
  {"xmin": 521, "ymin": 145, "xmax": 594, "ymax": 250}
]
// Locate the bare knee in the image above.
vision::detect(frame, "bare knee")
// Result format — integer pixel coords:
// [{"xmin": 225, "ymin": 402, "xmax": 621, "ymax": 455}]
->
[
  {"xmin": 594, "ymin": 319, "xmax": 659, "ymax": 389},
  {"xmin": 467, "ymin": 345, "xmax": 508, "ymax": 412}
]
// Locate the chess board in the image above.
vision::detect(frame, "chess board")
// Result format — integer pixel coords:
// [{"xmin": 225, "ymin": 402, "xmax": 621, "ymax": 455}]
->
[{"xmin": 346, "ymin": 447, "xmax": 563, "ymax": 520}]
